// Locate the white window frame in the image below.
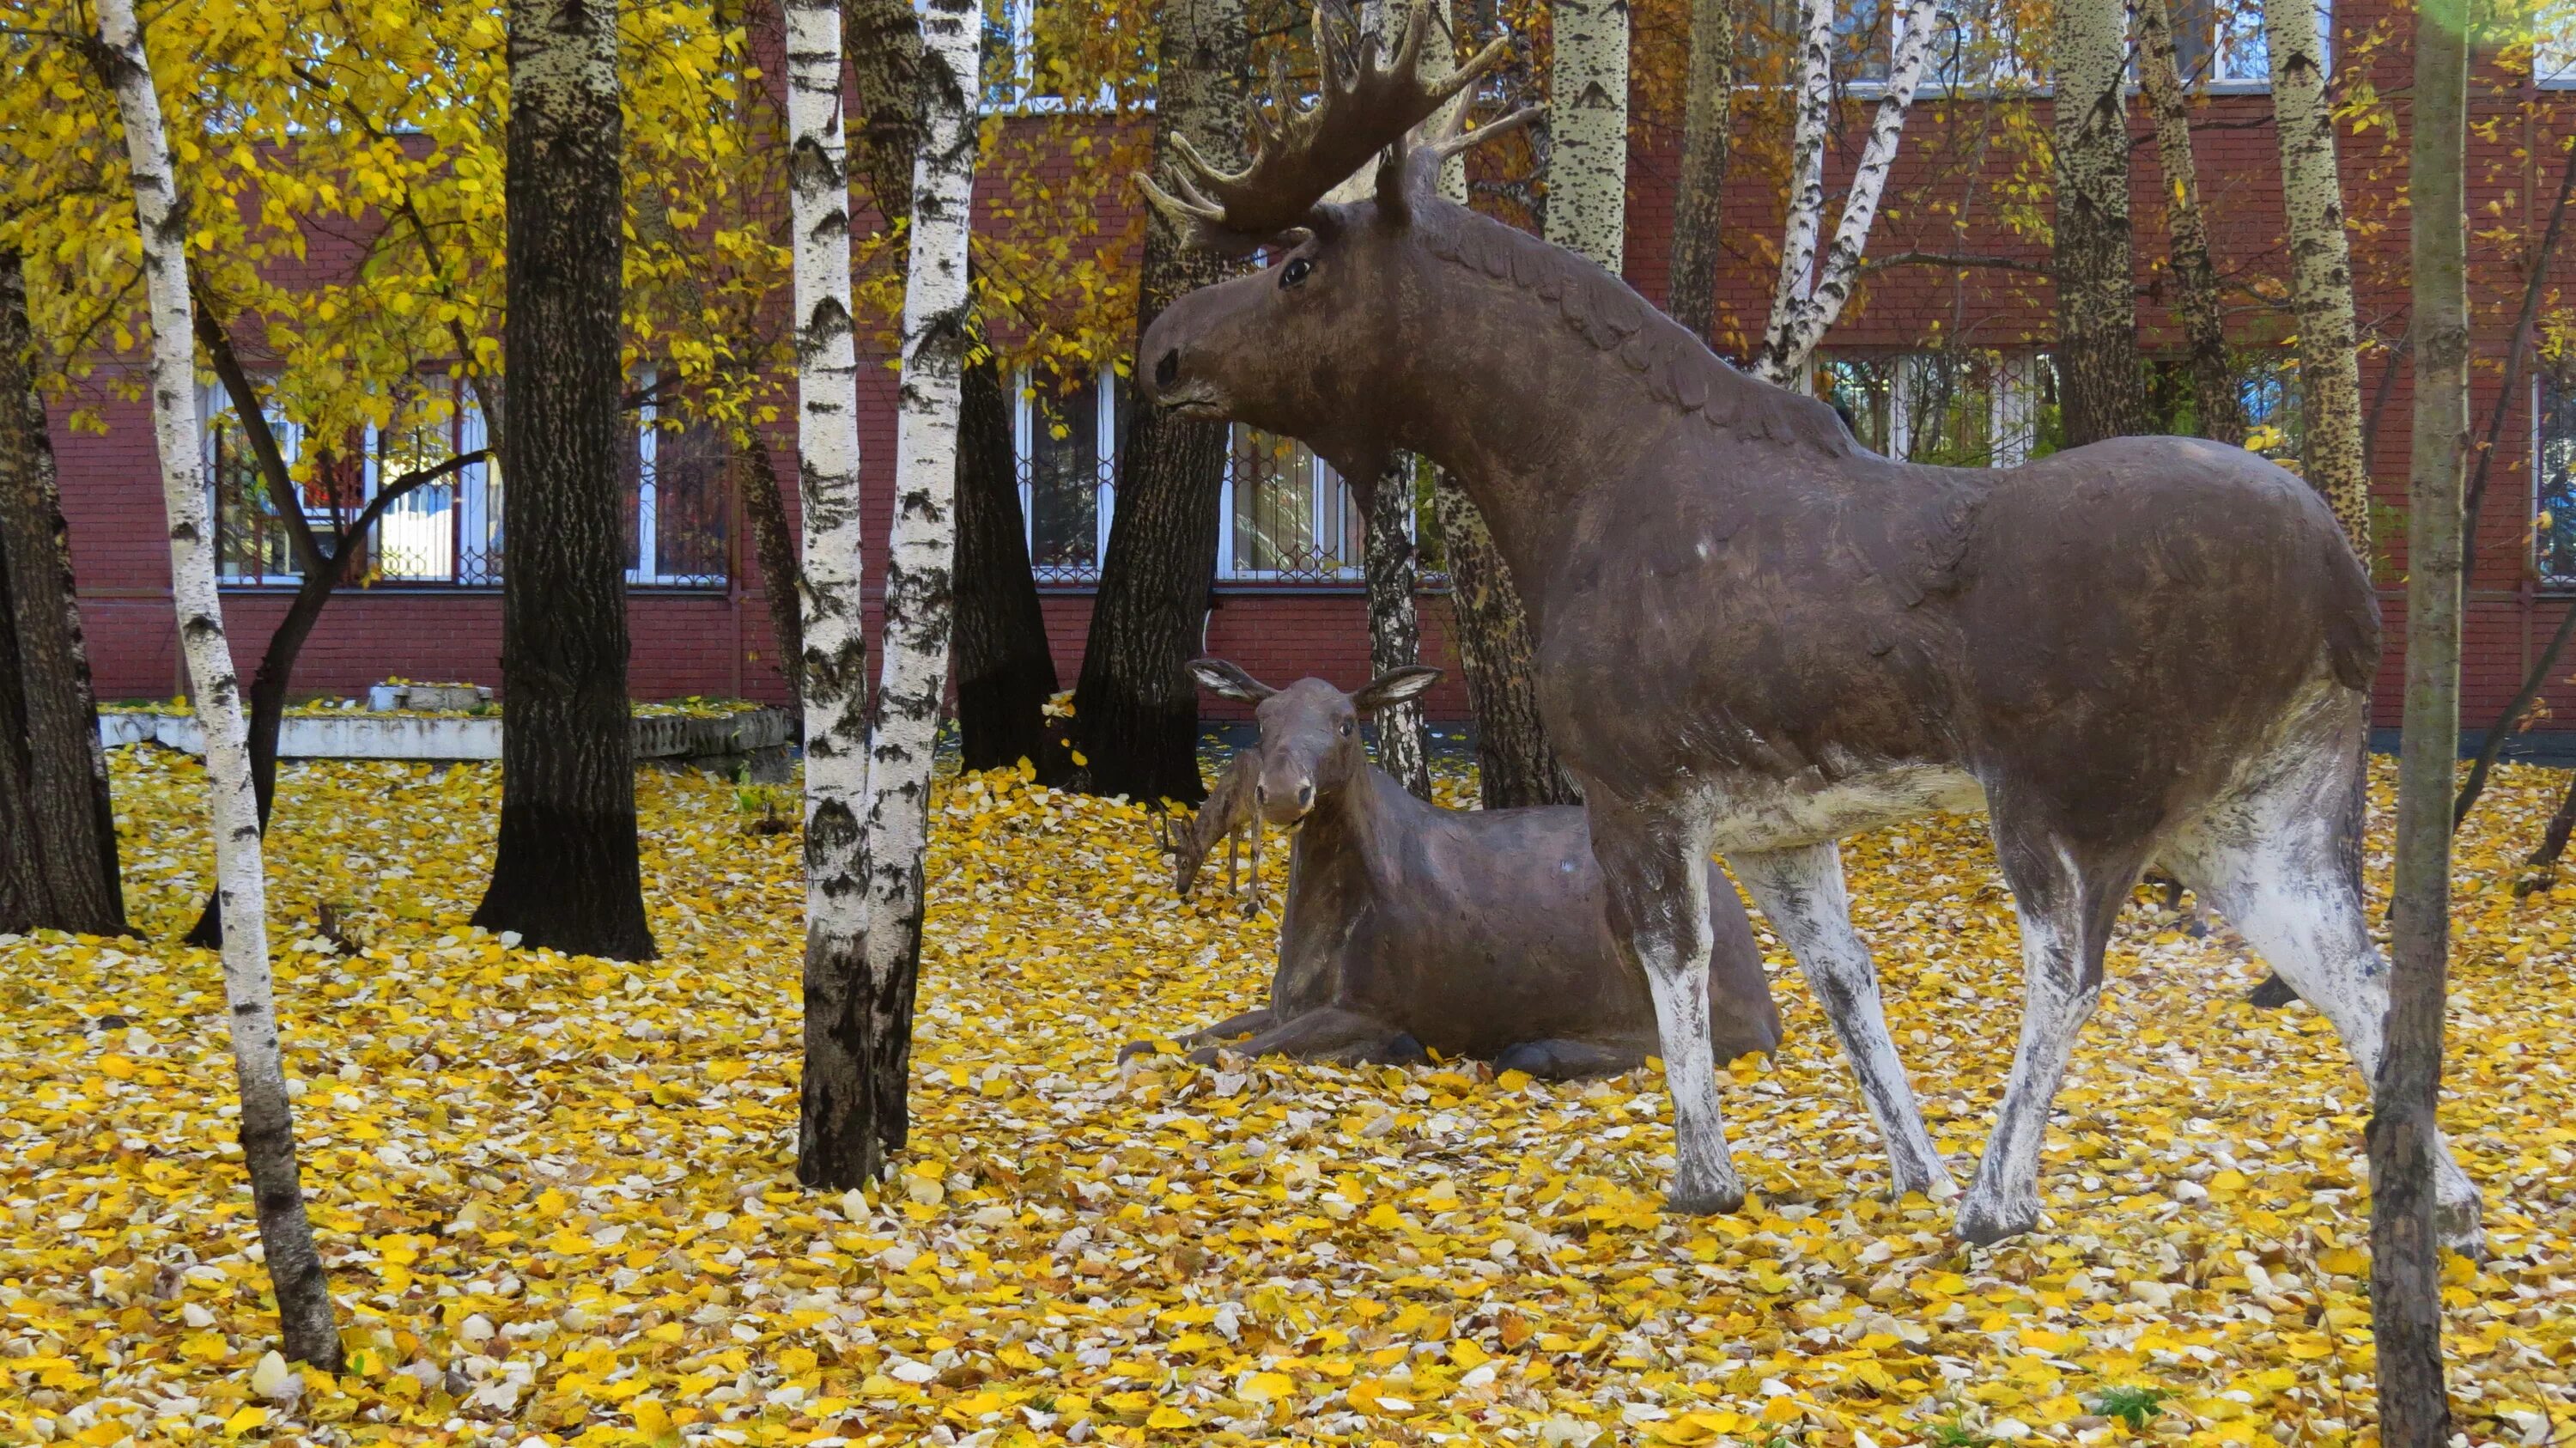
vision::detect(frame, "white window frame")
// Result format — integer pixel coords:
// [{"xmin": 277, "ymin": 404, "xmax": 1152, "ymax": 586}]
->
[
  {"xmin": 2531, "ymin": 0, "xmax": 2576, "ymax": 86},
  {"xmin": 202, "ymin": 381, "xmax": 314, "ymax": 585},
  {"xmin": 1216, "ymin": 432, "xmax": 1364, "ymax": 582},
  {"xmin": 977, "ymin": 0, "xmax": 1118, "ymax": 113},
  {"xmin": 360, "ymin": 395, "xmax": 499, "ymax": 587},
  {"xmin": 629, "ymin": 369, "xmax": 727, "ymax": 589},
  {"xmin": 1015, "ymin": 365, "xmax": 1119, "ymax": 584},
  {"xmin": 1818, "ymin": 349, "xmax": 2044, "ymax": 467}
]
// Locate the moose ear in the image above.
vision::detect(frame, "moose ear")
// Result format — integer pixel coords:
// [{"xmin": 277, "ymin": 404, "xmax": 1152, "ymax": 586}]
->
[
  {"xmin": 1188, "ymin": 658, "xmax": 1279, "ymax": 702},
  {"xmin": 1352, "ymin": 666, "xmax": 1442, "ymax": 714}
]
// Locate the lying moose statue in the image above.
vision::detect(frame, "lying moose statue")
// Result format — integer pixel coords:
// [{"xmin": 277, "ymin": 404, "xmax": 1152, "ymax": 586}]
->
[{"xmin": 1133, "ymin": 660, "xmax": 1783, "ymax": 1079}]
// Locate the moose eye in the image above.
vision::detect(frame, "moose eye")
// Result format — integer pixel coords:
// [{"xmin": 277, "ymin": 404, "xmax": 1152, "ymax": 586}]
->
[
  {"xmin": 1281, "ymin": 257, "xmax": 1313, "ymax": 289},
  {"xmin": 1340, "ymin": 718, "xmax": 1353, "ymax": 736}
]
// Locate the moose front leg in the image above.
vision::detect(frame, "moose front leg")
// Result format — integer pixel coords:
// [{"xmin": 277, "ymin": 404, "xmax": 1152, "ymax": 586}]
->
[
  {"xmin": 1732, "ymin": 842, "xmax": 1954, "ymax": 1201},
  {"xmin": 1589, "ymin": 801, "xmax": 1745, "ymax": 1214}
]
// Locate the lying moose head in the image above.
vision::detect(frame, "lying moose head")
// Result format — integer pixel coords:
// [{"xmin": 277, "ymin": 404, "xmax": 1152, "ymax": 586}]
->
[{"xmin": 1187, "ymin": 659, "xmax": 1442, "ymax": 827}]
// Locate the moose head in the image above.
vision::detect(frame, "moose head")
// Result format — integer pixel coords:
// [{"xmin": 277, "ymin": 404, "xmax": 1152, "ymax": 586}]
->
[
  {"xmin": 1134, "ymin": 0, "xmax": 1534, "ymax": 489},
  {"xmin": 1188, "ymin": 660, "xmax": 1442, "ymax": 827}
]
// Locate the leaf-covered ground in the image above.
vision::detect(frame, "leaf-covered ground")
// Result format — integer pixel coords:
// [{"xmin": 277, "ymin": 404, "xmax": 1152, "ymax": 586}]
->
[{"xmin": 2, "ymin": 745, "xmax": 2572, "ymax": 1447}]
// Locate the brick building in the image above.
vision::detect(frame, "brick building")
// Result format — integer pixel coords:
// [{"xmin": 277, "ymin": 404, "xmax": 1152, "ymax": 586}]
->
[{"xmin": 48, "ymin": 0, "xmax": 2576, "ymax": 736}]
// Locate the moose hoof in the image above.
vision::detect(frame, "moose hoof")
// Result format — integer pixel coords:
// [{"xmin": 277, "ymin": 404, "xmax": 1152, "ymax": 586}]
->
[
  {"xmin": 2436, "ymin": 1188, "xmax": 2487, "ymax": 1261},
  {"xmin": 1663, "ymin": 1181, "xmax": 1746, "ymax": 1217},
  {"xmin": 1954, "ymin": 1190, "xmax": 2041, "ymax": 1247}
]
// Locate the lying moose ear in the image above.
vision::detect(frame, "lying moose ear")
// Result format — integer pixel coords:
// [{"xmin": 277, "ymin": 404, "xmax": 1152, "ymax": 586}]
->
[
  {"xmin": 1188, "ymin": 658, "xmax": 1279, "ymax": 702},
  {"xmin": 1352, "ymin": 665, "xmax": 1442, "ymax": 714}
]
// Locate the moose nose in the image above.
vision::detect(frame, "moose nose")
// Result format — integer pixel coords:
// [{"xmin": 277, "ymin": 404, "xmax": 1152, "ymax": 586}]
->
[{"xmin": 1154, "ymin": 347, "xmax": 1181, "ymax": 391}]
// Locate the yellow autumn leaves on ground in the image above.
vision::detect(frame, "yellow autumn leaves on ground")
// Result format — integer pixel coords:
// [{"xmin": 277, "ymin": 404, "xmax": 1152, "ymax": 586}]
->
[{"xmin": 2, "ymin": 745, "xmax": 2571, "ymax": 1446}]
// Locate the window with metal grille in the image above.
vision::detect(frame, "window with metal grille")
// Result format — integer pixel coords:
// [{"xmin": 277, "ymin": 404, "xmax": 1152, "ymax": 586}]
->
[
  {"xmin": 625, "ymin": 378, "xmax": 731, "ymax": 588},
  {"xmin": 2167, "ymin": 0, "xmax": 2328, "ymax": 85},
  {"xmin": 1222, "ymin": 427, "xmax": 1362, "ymax": 582},
  {"xmin": 1816, "ymin": 349, "xmax": 2051, "ymax": 466},
  {"xmin": 1018, "ymin": 368, "xmax": 1120, "ymax": 585},
  {"xmin": 2537, "ymin": 371, "xmax": 2576, "ymax": 588},
  {"xmin": 204, "ymin": 388, "xmax": 311, "ymax": 584},
  {"xmin": 363, "ymin": 392, "xmax": 501, "ymax": 587}
]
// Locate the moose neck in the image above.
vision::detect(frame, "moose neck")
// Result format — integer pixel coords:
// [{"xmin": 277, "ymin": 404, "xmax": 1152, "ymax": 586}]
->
[{"xmin": 1376, "ymin": 203, "xmax": 1852, "ymax": 616}]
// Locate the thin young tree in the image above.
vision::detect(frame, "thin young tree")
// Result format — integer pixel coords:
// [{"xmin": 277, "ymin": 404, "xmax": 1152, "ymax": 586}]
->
[
  {"xmin": 787, "ymin": 0, "xmax": 878, "ymax": 1187},
  {"xmin": 0, "ymin": 246, "xmax": 125, "ymax": 936},
  {"xmin": 841, "ymin": 0, "xmax": 981, "ymax": 1180},
  {"xmin": 179, "ymin": 309, "xmax": 484, "ymax": 946},
  {"xmin": 1357, "ymin": 0, "xmax": 1430, "ymax": 800},
  {"xmin": 2373, "ymin": 0, "xmax": 2465, "ymax": 1430},
  {"xmin": 2266, "ymin": 0, "xmax": 2368, "ymax": 554},
  {"xmin": 2050, "ymin": 0, "xmax": 2145, "ymax": 443},
  {"xmin": 471, "ymin": 0, "xmax": 656, "ymax": 961},
  {"xmin": 1072, "ymin": 0, "xmax": 1249, "ymax": 804},
  {"xmin": 1666, "ymin": 0, "xmax": 1734, "ymax": 341},
  {"xmin": 88, "ymin": 0, "xmax": 340, "ymax": 1367},
  {"xmin": 1750, "ymin": 0, "xmax": 1945, "ymax": 386},
  {"xmin": 2136, "ymin": 0, "xmax": 2245, "ymax": 446}
]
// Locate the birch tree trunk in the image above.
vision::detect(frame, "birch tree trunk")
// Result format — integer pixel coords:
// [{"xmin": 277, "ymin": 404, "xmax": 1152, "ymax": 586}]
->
[
  {"xmin": 1545, "ymin": 0, "xmax": 1630, "ymax": 271},
  {"xmin": 1751, "ymin": 0, "xmax": 1944, "ymax": 386},
  {"xmin": 2374, "ymin": 0, "xmax": 2464, "ymax": 1431},
  {"xmin": 472, "ymin": 0, "xmax": 655, "ymax": 961},
  {"xmin": 2267, "ymin": 0, "xmax": 2368, "ymax": 554},
  {"xmin": 1666, "ymin": 0, "xmax": 1734, "ymax": 341},
  {"xmin": 90, "ymin": 0, "xmax": 340, "ymax": 1368},
  {"xmin": 2051, "ymin": 0, "xmax": 2145, "ymax": 444},
  {"xmin": 787, "ymin": 0, "xmax": 881, "ymax": 1189},
  {"xmin": 1365, "ymin": 463, "xmax": 1431, "ymax": 800},
  {"xmin": 2137, "ymin": 0, "xmax": 2245, "ymax": 446},
  {"xmin": 840, "ymin": 0, "xmax": 979, "ymax": 1176},
  {"xmin": 0, "ymin": 246, "xmax": 125, "ymax": 936},
  {"xmin": 1072, "ymin": 0, "xmax": 1248, "ymax": 804}
]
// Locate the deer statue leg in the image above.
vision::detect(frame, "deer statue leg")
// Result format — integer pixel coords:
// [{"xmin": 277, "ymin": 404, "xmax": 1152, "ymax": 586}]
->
[
  {"xmin": 1732, "ymin": 843, "xmax": 1953, "ymax": 1201},
  {"xmin": 2164, "ymin": 727, "xmax": 2485, "ymax": 1255},
  {"xmin": 1955, "ymin": 818, "xmax": 2144, "ymax": 1245},
  {"xmin": 1589, "ymin": 799, "xmax": 1744, "ymax": 1214}
]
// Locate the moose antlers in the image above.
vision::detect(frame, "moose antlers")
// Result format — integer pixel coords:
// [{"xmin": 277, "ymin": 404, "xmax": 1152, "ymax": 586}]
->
[{"xmin": 1137, "ymin": 0, "xmax": 1522, "ymax": 249}]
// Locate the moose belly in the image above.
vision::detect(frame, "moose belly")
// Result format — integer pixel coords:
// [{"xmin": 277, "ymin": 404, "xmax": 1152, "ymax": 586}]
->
[{"xmin": 1703, "ymin": 761, "xmax": 1987, "ymax": 854}]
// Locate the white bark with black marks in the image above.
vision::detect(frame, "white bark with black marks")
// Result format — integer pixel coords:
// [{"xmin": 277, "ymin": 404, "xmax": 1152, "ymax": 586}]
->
[
  {"xmin": 1754, "ymin": 0, "xmax": 1943, "ymax": 386},
  {"xmin": 2266, "ymin": 0, "xmax": 2369, "ymax": 553},
  {"xmin": 91, "ymin": 0, "xmax": 341, "ymax": 1369},
  {"xmin": 1544, "ymin": 0, "xmax": 1629, "ymax": 271},
  {"xmin": 848, "ymin": 0, "xmax": 981, "ymax": 1165},
  {"xmin": 785, "ymin": 0, "xmax": 882, "ymax": 1188}
]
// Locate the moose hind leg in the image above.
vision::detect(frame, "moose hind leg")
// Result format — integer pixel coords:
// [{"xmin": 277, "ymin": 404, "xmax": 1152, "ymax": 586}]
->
[
  {"xmin": 1957, "ymin": 825, "xmax": 2139, "ymax": 1246},
  {"xmin": 2167, "ymin": 785, "xmax": 2485, "ymax": 1254},
  {"xmin": 1733, "ymin": 843, "xmax": 1953, "ymax": 1200},
  {"xmin": 1591, "ymin": 803, "xmax": 1745, "ymax": 1214},
  {"xmin": 1495, "ymin": 1037, "xmax": 1639, "ymax": 1080},
  {"xmin": 1188, "ymin": 1006, "xmax": 1403, "ymax": 1066}
]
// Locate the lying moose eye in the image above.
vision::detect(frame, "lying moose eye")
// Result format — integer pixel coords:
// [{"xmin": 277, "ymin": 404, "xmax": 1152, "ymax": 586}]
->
[
  {"xmin": 1281, "ymin": 257, "xmax": 1313, "ymax": 289},
  {"xmin": 1340, "ymin": 719, "xmax": 1353, "ymax": 736}
]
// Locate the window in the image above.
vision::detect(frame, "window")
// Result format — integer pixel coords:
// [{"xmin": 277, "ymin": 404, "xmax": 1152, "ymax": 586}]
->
[
  {"xmin": 626, "ymin": 378, "xmax": 731, "ymax": 588},
  {"xmin": 1018, "ymin": 368, "xmax": 1121, "ymax": 584},
  {"xmin": 1220, "ymin": 428, "xmax": 1363, "ymax": 581},
  {"xmin": 2536, "ymin": 372, "xmax": 2576, "ymax": 587},
  {"xmin": 2527, "ymin": 0, "xmax": 2576, "ymax": 84},
  {"xmin": 2169, "ymin": 0, "xmax": 2327, "ymax": 86},
  {"xmin": 204, "ymin": 388, "xmax": 311, "ymax": 584},
  {"xmin": 2239, "ymin": 357, "xmax": 2306, "ymax": 464},
  {"xmin": 1816, "ymin": 349, "xmax": 2050, "ymax": 466},
  {"xmin": 364, "ymin": 393, "xmax": 501, "ymax": 587},
  {"xmin": 980, "ymin": 0, "xmax": 1121, "ymax": 108}
]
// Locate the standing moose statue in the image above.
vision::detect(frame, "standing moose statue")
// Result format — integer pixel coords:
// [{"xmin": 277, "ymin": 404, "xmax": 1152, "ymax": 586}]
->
[{"xmin": 1131, "ymin": 0, "xmax": 2482, "ymax": 1250}]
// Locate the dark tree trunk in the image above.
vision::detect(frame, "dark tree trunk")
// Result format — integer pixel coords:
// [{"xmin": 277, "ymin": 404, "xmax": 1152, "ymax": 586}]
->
[
  {"xmin": 1665, "ymin": 0, "xmax": 1731, "ymax": 342},
  {"xmin": 2052, "ymin": 0, "xmax": 2145, "ymax": 446},
  {"xmin": 0, "ymin": 247, "xmax": 125, "ymax": 937},
  {"xmin": 182, "ymin": 572, "xmax": 331, "ymax": 947},
  {"xmin": 1365, "ymin": 457, "xmax": 1431, "ymax": 800},
  {"xmin": 471, "ymin": 0, "xmax": 656, "ymax": 962},
  {"xmin": 735, "ymin": 432, "xmax": 806, "ymax": 708},
  {"xmin": 1070, "ymin": 0, "xmax": 1248, "ymax": 805},
  {"xmin": 2519, "ymin": 769, "xmax": 2576, "ymax": 892},
  {"xmin": 954, "ymin": 338, "xmax": 1066, "ymax": 777},
  {"xmin": 2137, "ymin": 0, "xmax": 2245, "ymax": 447},
  {"xmin": 1430, "ymin": 470, "xmax": 1578, "ymax": 810},
  {"xmin": 2376, "ymin": 0, "xmax": 2466, "ymax": 1433}
]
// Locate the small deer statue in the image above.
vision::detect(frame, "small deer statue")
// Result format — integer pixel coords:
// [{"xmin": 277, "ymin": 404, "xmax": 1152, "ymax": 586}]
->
[
  {"xmin": 1149, "ymin": 748, "xmax": 1266, "ymax": 916},
  {"xmin": 1128, "ymin": 661, "xmax": 1782, "ymax": 1079}
]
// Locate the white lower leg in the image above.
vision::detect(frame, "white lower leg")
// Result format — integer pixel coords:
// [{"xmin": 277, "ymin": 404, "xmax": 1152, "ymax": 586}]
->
[{"xmin": 1643, "ymin": 956, "xmax": 1745, "ymax": 1213}]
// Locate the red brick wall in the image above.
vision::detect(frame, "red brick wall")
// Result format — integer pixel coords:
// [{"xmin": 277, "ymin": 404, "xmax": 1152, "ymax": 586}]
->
[{"xmin": 53, "ymin": 17, "xmax": 2576, "ymax": 734}]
